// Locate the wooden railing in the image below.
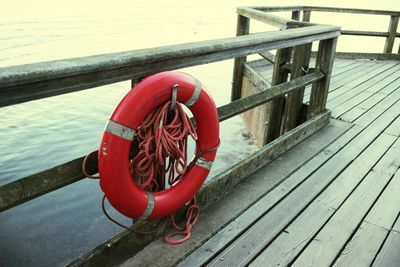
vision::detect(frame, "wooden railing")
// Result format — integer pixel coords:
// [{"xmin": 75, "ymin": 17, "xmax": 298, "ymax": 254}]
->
[
  {"xmin": 243, "ymin": 6, "xmax": 400, "ymax": 54},
  {"xmin": 2, "ymin": 5, "xmax": 378, "ymax": 266}
]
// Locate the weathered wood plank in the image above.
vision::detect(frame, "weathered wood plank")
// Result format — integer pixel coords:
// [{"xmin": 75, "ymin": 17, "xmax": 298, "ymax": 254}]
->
[
  {"xmin": 231, "ymin": 14, "xmax": 250, "ymax": 101},
  {"xmin": 125, "ymin": 119, "xmax": 350, "ymax": 267},
  {"xmin": 327, "ymin": 62, "xmax": 397, "ymax": 109},
  {"xmin": 331, "ymin": 52, "xmax": 400, "ymax": 60},
  {"xmin": 383, "ymin": 16, "xmax": 399, "ymax": 53},
  {"xmin": 303, "ymin": 6, "xmax": 400, "ymax": 16},
  {"xmin": 333, "ymin": 162, "xmax": 400, "ymax": 267},
  {"xmin": 236, "ymin": 7, "xmax": 308, "ymax": 29},
  {"xmin": 341, "ymin": 78, "xmax": 400, "ymax": 123},
  {"xmin": 333, "ymin": 222, "xmax": 388, "ymax": 267},
  {"xmin": 0, "ymin": 25, "xmax": 340, "ymax": 107},
  {"xmin": 303, "ymin": 10, "xmax": 311, "ymax": 22},
  {"xmin": 385, "ymin": 115, "xmax": 400, "ymax": 136},
  {"xmin": 207, "ymin": 96, "xmax": 400, "ymax": 267},
  {"xmin": 221, "ymin": 72, "xmax": 324, "ymax": 121},
  {"xmin": 372, "ymin": 227, "xmax": 400, "ymax": 267},
  {"xmin": 0, "ymin": 154, "xmax": 98, "ymax": 212},
  {"xmin": 252, "ymin": 133, "xmax": 397, "ymax": 267},
  {"xmin": 331, "ymin": 65, "xmax": 400, "ymax": 117},
  {"xmin": 180, "ymin": 122, "xmax": 354, "ymax": 267},
  {"xmin": 0, "ymin": 73, "xmax": 324, "ymax": 212},
  {"xmin": 258, "ymin": 51, "xmax": 275, "ymax": 64},
  {"xmin": 265, "ymin": 47, "xmax": 292, "ymax": 143},
  {"xmin": 308, "ymin": 37, "xmax": 338, "ymax": 118},
  {"xmin": 250, "ymin": 202, "xmax": 335, "ymax": 267},
  {"xmin": 341, "ymin": 30, "xmax": 390, "ymax": 37},
  {"xmin": 68, "ymin": 111, "xmax": 332, "ymax": 267},
  {"xmin": 283, "ymin": 43, "xmax": 312, "ymax": 132}
]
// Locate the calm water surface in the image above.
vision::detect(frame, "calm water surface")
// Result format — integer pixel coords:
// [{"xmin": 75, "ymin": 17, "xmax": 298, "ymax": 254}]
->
[{"xmin": 1, "ymin": 0, "xmax": 398, "ymax": 266}]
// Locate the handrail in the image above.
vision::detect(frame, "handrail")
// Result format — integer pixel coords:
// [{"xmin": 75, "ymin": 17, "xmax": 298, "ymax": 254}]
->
[
  {"xmin": 0, "ymin": 24, "xmax": 339, "ymax": 108},
  {"xmin": 0, "ymin": 70, "xmax": 325, "ymax": 212}
]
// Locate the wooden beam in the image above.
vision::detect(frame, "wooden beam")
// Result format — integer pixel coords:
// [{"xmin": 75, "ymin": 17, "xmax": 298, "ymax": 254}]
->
[
  {"xmin": 303, "ymin": 6, "xmax": 400, "ymax": 16},
  {"xmin": 283, "ymin": 42, "xmax": 312, "ymax": 132},
  {"xmin": 341, "ymin": 30, "xmax": 390, "ymax": 37},
  {"xmin": 291, "ymin": 10, "xmax": 301, "ymax": 21},
  {"xmin": 0, "ymin": 25, "xmax": 340, "ymax": 107},
  {"xmin": 265, "ymin": 47, "xmax": 292, "ymax": 143},
  {"xmin": 231, "ymin": 14, "xmax": 250, "ymax": 101},
  {"xmin": 383, "ymin": 16, "xmax": 399, "ymax": 53},
  {"xmin": 303, "ymin": 10, "xmax": 311, "ymax": 22},
  {"xmin": 236, "ymin": 7, "xmax": 309, "ymax": 29},
  {"xmin": 0, "ymin": 71, "xmax": 324, "ymax": 212},
  {"xmin": 309, "ymin": 37, "xmax": 338, "ymax": 118},
  {"xmin": 258, "ymin": 51, "xmax": 275, "ymax": 64}
]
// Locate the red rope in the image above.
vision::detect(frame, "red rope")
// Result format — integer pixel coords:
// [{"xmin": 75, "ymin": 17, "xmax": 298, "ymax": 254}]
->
[{"xmin": 131, "ymin": 99, "xmax": 199, "ymax": 244}]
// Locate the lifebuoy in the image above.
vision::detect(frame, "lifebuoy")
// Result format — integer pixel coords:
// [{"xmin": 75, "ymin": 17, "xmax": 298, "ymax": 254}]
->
[{"xmin": 98, "ymin": 71, "xmax": 219, "ymax": 220}]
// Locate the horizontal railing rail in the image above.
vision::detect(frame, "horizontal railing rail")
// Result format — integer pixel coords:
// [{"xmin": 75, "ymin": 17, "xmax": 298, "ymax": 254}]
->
[
  {"xmin": 237, "ymin": 6, "xmax": 400, "ymax": 54},
  {"xmin": 0, "ymin": 24, "xmax": 339, "ymax": 108}
]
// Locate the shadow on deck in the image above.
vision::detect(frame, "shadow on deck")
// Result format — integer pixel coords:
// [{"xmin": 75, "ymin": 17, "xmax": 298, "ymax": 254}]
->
[{"xmin": 122, "ymin": 58, "xmax": 400, "ymax": 266}]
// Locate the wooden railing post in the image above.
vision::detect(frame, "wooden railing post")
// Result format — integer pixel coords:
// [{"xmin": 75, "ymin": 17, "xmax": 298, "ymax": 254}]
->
[
  {"xmin": 265, "ymin": 47, "xmax": 292, "ymax": 144},
  {"xmin": 231, "ymin": 15, "xmax": 250, "ymax": 101},
  {"xmin": 383, "ymin": 15, "xmax": 399, "ymax": 53},
  {"xmin": 303, "ymin": 10, "xmax": 311, "ymax": 22},
  {"xmin": 283, "ymin": 42, "xmax": 312, "ymax": 132},
  {"xmin": 291, "ymin": 10, "xmax": 301, "ymax": 21},
  {"xmin": 308, "ymin": 37, "xmax": 338, "ymax": 118}
]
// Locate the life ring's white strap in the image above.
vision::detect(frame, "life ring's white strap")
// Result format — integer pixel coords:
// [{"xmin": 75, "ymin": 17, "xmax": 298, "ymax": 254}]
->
[
  {"xmin": 105, "ymin": 120, "xmax": 136, "ymax": 141},
  {"xmin": 139, "ymin": 192, "xmax": 155, "ymax": 220},
  {"xmin": 184, "ymin": 79, "xmax": 202, "ymax": 107},
  {"xmin": 195, "ymin": 157, "xmax": 213, "ymax": 170}
]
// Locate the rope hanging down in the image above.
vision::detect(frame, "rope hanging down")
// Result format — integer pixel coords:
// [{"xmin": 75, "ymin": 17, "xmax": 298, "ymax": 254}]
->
[
  {"xmin": 82, "ymin": 81, "xmax": 217, "ymax": 244},
  {"xmin": 130, "ymin": 85, "xmax": 200, "ymax": 244}
]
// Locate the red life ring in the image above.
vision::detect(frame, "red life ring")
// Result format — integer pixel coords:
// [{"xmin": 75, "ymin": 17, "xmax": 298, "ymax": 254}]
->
[{"xmin": 98, "ymin": 71, "xmax": 219, "ymax": 220}]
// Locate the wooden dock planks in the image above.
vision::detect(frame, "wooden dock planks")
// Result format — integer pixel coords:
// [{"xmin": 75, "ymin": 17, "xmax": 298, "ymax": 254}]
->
[{"xmin": 116, "ymin": 58, "xmax": 400, "ymax": 267}]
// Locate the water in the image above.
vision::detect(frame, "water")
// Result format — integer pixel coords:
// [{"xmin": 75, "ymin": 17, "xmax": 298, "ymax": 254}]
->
[{"xmin": 1, "ymin": 0, "xmax": 399, "ymax": 266}]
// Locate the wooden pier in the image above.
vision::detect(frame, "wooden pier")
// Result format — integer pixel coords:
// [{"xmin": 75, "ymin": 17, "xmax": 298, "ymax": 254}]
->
[{"xmin": 0, "ymin": 5, "xmax": 399, "ymax": 267}]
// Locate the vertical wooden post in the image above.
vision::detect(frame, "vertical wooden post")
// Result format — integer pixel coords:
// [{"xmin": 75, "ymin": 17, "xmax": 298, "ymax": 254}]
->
[
  {"xmin": 383, "ymin": 16, "xmax": 399, "ymax": 54},
  {"xmin": 231, "ymin": 15, "xmax": 250, "ymax": 102},
  {"xmin": 283, "ymin": 43, "xmax": 312, "ymax": 132},
  {"xmin": 291, "ymin": 10, "xmax": 300, "ymax": 21},
  {"xmin": 265, "ymin": 47, "xmax": 292, "ymax": 144},
  {"xmin": 309, "ymin": 37, "xmax": 338, "ymax": 118},
  {"xmin": 303, "ymin": 10, "xmax": 311, "ymax": 22}
]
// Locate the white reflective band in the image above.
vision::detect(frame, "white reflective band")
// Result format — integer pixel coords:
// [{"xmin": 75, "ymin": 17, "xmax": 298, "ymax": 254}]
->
[
  {"xmin": 105, "ymin": 120, "xmax": 136, "ymax": 141},
  {"xmin": 184, "ymin": 79, "xmax": 201, "ymax": 107},
  {"xmin": 139, "ymin": 192, "xmax": 155, "ymax": 220},
  {"xmin": 195, "ymin": 157, "xmax": 213, "ymax": 170}
]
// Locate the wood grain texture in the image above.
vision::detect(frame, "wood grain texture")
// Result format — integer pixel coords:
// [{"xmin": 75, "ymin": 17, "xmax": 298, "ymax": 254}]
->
[
  {"xmin": 372, "ymin": 229, "xmax": 400, "ymax": 267},
  {"xmin": 0, "ymin": 25, "xmax": 339, "ymax": 107},
  {"xmin": 231, "ymin": 14, "xmax": 250, "ymax": 101},
  {"xmin": 252, "ymin": 132, "xmax": 397, "ymax": 267},
  {"xmin": 333, "ymin": 162, "xmax": 400, "ymax": 267},
  {"xmin": 131, "ymin": 120, "xmax": 351, "ymax": 267},
  {"xmin": 265, "ymin": 47, "xmax": 292, "ymax": 143},
  {"xmin": 283, "ymin": 43, "xmax": 312, "ymax": 132},
  {"xmin": 308, "ymin": 37, "xmax": 338, "ymax": 118},
  {"xmin": 383, "ymin": 16, "xmax": 399, "ymax": 53}
]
